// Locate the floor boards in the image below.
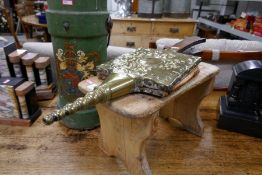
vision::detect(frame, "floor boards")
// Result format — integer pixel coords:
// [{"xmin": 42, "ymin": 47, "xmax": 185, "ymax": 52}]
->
[{"xmin": 0, "ymin": 91, "xmax": 261, "ymax": 175}]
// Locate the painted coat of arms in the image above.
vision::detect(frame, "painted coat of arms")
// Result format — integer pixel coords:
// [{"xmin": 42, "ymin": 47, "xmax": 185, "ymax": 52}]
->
[{"xmin": 56, "ymin": 43, "xmax": 100, "ymax": 101}]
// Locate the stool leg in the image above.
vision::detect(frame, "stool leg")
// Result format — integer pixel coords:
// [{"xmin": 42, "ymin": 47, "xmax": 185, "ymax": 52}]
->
[
  {"xmin": 160, "ymin": 78, "xmax": 215, "ymax": 136},
  {"xmin": 97, "ymin": 104, "xmax": 158, "ymax": 175}
]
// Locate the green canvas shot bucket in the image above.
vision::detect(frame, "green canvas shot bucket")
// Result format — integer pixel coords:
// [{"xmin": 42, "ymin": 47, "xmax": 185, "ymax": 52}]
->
[{"xmin": 47, "ymin": 0, "xmax": 110, "ymax": 130}]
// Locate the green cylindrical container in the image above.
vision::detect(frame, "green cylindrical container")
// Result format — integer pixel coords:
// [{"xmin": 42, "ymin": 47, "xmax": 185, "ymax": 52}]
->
[{"xmin": 47, "ymin": 0, "xmax": 110, "ymax": 130}]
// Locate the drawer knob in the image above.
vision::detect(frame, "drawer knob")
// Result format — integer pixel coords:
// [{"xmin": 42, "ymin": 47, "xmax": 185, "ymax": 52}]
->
[
  {"xmin": 126, "ymin": 42, "xmax": 135, "ymax": 47},
  {"xmin": 169, "ymin": 27, "xmax": 179, "ymax": 33},
  {"xmin": 127, "ymin": 26, "xmax": 136, "ymax": 32}
]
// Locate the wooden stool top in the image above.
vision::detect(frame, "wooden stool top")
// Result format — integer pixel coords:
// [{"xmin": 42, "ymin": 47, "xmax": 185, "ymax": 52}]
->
[{"xmin": 78, "ymin": 62, "xmax": 219, "ymax": 118}]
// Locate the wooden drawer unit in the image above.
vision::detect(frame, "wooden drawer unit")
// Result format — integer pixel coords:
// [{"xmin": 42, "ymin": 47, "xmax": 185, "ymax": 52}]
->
[
  {"xmin": 153, "ymin": 22, "xmax": 196, "ymax": 37},
  {"xmin": 112, "ymin": 21, "xmax": 152, "ymax": 35},
  {"xmin": 110, "ymin": 36, "xmax": 160, "ymax": 48},
  {"xmin": 111, "ymin": 16, "xmax": 197, "ymax": 48},
  {"xmin": 110, "ymin": 35, "xmax": 142, "ymax": 48}
]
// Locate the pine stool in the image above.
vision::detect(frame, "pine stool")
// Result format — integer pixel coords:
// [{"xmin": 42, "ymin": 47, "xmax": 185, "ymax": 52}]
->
[{"xmin": 78, "ymin": 62, "xmax": 219, "ymax": 175}]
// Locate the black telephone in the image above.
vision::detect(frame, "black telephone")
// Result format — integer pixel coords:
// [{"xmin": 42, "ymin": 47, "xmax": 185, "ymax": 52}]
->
[{"xmin": 218, "ymin": 60, "xmax": 262, "ymax": 138}]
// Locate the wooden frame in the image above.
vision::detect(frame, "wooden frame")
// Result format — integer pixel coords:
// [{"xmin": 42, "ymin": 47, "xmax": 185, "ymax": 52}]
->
[{"xmin": 198, "ymin": 50, "xmax": 262, "ymax": 61}]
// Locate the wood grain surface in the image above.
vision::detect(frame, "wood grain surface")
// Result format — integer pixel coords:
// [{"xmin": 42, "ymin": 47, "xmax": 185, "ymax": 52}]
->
[
  {"xmin": 78, "ymin": 62, "xmax": 219, "ymax": 119},
  {"xmin": 21, "ymin": 15, "xmax": 48, "ymax": 28},
  {"xmin": 111, "ymin": 16, "xmax": 197, "ymax": 48},
  {"xmin": 0, "ymin": 91, "xmax": 262, "ymax": 175}
]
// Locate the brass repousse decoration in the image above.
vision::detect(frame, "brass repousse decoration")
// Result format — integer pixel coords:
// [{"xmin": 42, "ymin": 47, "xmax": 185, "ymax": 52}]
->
[{"xmin": 43, "ymin": 48, "xmax": 201, "ymax": 125}]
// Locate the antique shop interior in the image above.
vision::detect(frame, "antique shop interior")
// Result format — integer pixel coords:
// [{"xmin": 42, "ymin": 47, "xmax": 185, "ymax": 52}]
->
[{"xmin": 0, "ymin": 0, "xmax": 262, "ymax": 174}]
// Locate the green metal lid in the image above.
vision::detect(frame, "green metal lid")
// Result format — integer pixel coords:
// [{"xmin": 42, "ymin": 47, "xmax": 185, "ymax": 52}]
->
[{"xmin": 47, "ymin": 0, "xmax": 107, "ymax": 12}]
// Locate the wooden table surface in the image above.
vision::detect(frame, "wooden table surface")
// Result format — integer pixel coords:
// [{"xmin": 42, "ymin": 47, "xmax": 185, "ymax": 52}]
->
[
  {"xmin": 22, "ymin": 15, "xmax": 47, "ymax": 28},
  {"xmin": 21, "ymin": 14, "xmax": 50, "ymax": 42},
  {"xmin": 112, "ymin": 16, "xmax": 197, "ymax": 23},
  {"xmin": 0, "ymin": 91, "xmax": 262, "ymax": 175}
]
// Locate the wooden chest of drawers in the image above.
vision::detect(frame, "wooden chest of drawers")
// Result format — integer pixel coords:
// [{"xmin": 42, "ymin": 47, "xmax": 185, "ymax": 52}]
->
[{"xmin": 110, "ymin": 16, "xmax": 197, "ymax": 48}]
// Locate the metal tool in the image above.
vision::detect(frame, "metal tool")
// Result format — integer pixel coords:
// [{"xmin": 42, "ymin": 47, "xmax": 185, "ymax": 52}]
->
[{"xmin": 43, "ymin": 48, "xmax": 201, "ymax": 125}]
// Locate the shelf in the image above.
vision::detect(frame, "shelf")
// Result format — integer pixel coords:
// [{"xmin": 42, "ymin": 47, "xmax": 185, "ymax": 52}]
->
[{"xmin": 198, "ymin": 17, "xmax": 262, "ymax": 42}]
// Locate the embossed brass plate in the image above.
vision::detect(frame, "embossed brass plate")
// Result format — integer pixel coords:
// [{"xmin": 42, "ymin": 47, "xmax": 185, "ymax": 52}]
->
[
  {"xmin": 97, "ymin": 48, "xmax": 201, "ymax": 96},
  {"xmin": 43, "ymin": 48, "xmax": 201, "ymax": 125}
]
